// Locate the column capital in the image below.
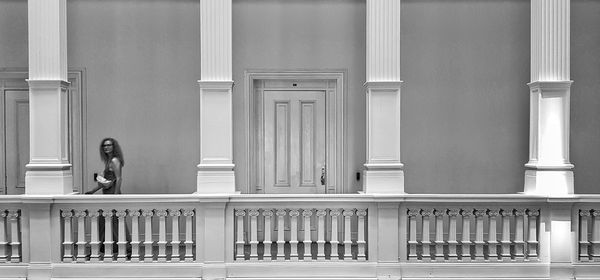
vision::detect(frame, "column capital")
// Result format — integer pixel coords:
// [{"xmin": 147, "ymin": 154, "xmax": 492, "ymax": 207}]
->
[
  {"xmin": 26, "ymin": 79, "xmax": 70, "ymax": 89},
  {"xmin": 364, "ymin": 81, "xmax": 403, "ymax": 89},
  {"xmin": 527, "ymin": 81, "xmax": 573, "ymax": 90},
  {"xmin": 197, "ymin": 80, "xmax": 234, "ymax": 89}
]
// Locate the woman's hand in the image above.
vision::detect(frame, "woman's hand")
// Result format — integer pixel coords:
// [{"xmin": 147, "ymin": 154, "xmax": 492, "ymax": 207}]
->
[{"xmin": 96, "ymin": 175, "xmax": 112, "ymax": 188}]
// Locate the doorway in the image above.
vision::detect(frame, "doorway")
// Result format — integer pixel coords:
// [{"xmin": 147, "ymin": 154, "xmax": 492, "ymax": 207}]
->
[
  {"xmin": 0, "ymin": 69, "xmax": 86, "ymax": 195},
  {"xmin": 245, "ymin": 70, "xmax": 346, "ymax": 194}
]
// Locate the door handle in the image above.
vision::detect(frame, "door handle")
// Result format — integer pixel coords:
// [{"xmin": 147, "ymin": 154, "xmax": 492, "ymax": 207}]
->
[{"xmin": 320, "ymin": 166, "xmax": 326, "ymax": 186}]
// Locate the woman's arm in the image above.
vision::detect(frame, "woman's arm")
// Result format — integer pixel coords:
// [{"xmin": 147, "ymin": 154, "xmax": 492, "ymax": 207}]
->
[
  {"xmin": 110, "ymin": 157, "xmax": 123, "ymax": 194},
  {"xmin": 85, "ymin": 184, "xmax": 103, "ymax": 194}
]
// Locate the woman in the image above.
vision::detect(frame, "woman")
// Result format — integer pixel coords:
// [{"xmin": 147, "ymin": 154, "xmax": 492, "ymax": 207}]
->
[
  {"xmin": 86, "ymin": 137, "xmax": 124, "ymax": 194},
  {"xmin": 85, "ymin": 137, "xmax": 129, "ymax": 258}
]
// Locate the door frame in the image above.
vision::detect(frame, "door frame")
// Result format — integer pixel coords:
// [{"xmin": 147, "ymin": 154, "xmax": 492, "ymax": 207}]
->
[
  {"xmin": 0, "ymin": 68, "xmax": 87, "ymax": 194},
  {"xmin": 244, "ymin": 70, "xmax": 346, "ymax": 194}
]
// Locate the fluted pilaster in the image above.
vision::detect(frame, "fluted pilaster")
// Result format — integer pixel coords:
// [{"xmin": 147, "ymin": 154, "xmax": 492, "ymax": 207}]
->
[
  {"xmin": 26, "ymin": 0, "xmax": 72, "ymax": 195},
  {"xmin": 200, "ymin": 0, "xmax": 232, "ymax": 81},
  {"xmin": 531, "ymin": 0, "xmax": 570, "ymax": 82},
  {"xmin": 364, "ymin": 0, "xmax": 404, "ymax": 193},
  {"xmin": 366, "ymin": 0, "xmax": 401, "ymax": 82},
  {"xmin": 197, "ymin": 0, "xmax": 235, "ymax": 193},
  {"xmin": 28, "ymin": 0, "xmax": 68, "ymax": 81},
  {"xmin": 525, "ymin": 0, "xmax": 573, "ymax": 196}
]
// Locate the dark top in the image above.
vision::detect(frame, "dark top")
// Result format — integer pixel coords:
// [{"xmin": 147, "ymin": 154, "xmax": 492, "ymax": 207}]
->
[{"xmin": 101, "ymin": 160, "xmax": 117, "ymax": 194}]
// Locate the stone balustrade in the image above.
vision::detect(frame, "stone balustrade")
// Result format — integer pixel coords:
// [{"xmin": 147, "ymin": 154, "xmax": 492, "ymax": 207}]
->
[{"xmin": 0, "ymin": 194, "xmax": 599, "ymax": 279}]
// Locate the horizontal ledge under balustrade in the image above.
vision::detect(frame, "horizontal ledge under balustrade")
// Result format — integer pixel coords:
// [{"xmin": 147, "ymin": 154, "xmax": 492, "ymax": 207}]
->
[{"xmin": 5, "ymin": 192, "xmax": 600, "ymax": 203}]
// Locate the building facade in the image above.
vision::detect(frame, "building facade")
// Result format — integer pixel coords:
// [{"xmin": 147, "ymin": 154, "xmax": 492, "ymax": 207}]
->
[{"xmin": 1, "ymin": 0, "xmax": 600, "ymax": 279}]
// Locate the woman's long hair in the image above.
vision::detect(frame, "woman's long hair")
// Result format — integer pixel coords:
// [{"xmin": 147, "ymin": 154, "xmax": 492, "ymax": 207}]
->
[{"xmin": 99, "ymin": 137, "xmax": 125, "ymax": 167}]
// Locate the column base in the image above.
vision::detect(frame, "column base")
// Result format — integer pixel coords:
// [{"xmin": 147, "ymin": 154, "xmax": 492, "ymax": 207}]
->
[
  {"xmin": 25, "ymin": 164, "xmax": 73, "ymax": 195},
  {"xmin": 197, "ymin": 165, "xmax": 236, "ymax": 194},
  {"xmin": 363, "ymin": 169, "xmax": 404, "ymax": 194},
  {"xmin": 524, "ymin": 169, "xmax": 573, "ymax": 196}
]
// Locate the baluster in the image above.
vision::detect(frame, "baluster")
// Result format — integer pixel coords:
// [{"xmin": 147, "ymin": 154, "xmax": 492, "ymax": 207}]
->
[
  {"xmin": 129, "ymin": 210, "xmax": 141, "ymax": 262},
  {"xmin": 421, "ymin": 209, "xmax": 433, "ymax": 261},
  {"xmin": 460, "ymin": 209, "xmax": 473, "ymax": 261},
  {"xmin": 62, "ymin": 209, "xmax": 75, "ymax": 262},
  {"xmin": 74, "ymin": 210, "xmax": 88, "ymax": 262},
  {"xmin": 355, "ymin": 209, "xmax": 367, "ymax": 261},
  {"xmin": 526, "ymin": 209, "xmax": 539, "ymax": 260},
  {"xmin": 433, "ymin": 209, "xmax": 445, "ymax": 261},
  {"xmin": 156, "ymin": 209, "xmax": 168, "ymax": 261},
  {"xmin": 316, "ymin": 210, "xmax": 327, "ymax": 261},
  {"xmin": 115, "ymin": 209, "xmax": 128, "ymax": 262},
  {"xmin": 275, "ymin": 209, "xmax": 286, "ymax": 260},
  {"xmin": 142, "ymin": 209, "xmax": 154, "ymax": 262},
  {"xmin": 302, "ymin": 209, "xmax": 313, "ymax": 260},
  {"xmin": 7, "ymin": 210, "xmax": 20, "ymax": 263},
  {"xmin": 487, "ymin": 209, "xmax": 500, "ymax": 261},
  {"xmin": 102, "ymin": 209, "xmax": 115, "ymax": 262},
  {"xmin": 235, "ymin": 209, "xmax": 246, "ymax": 261},
  {"xmin": 169, "ymin": 209, "xmax": 182, "ymax": 262},
  {"xmin": 89, "ymin": 210, "xmax": 101, "ymax": 262},
  {"xmin": 407, "ymin": 209, "xmax": 419, "ymax": 260},
  {"xmin": 592, "ymin": 210, "xmax": 600, "ymax": 262},
  {"xmin": 579, "ymin": 209, "xmax": 592, "ymax": 261},
  {"xmin": 262, "ymin": 209, "xmax": 273, "ymax": 261},
  {"xmin": 342, "ymin": 209, "xmax": 354, "ymax": 260},
  {"xmin": 183, "ymin": 209, "xmax": 195, "ymax": 262},
  {"xmin": 248, "ymin": 209, "xmax": 260, "ymax": 260},
  {"xmin": 514, "ymin": 208, "xmax": 526, "ymax": 261},
  {"xmin": 447, "ymin": 209, "xmax": 460, "ymax": 261},
  {"xmin": 474, "ymin": 208, "xmax": 486, "ymax": 261},
  {"xmin": 330, "ymin": 209, "xmax": 341, "ymax": 260},
  {"xmin": 289, "ymin": 209, "xmax": 300, "ymax": 261},
  {"xmin": 500, "ymin": 209, "xmax": 513, "ymax": 261},
  {"xmin": 0, "ymin": 210, "xmax": 7, "ymax": 263}
]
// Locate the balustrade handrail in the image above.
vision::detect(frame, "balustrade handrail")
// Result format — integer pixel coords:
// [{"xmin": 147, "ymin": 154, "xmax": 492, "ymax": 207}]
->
[{"xmin": 3, "ymin": 192, "xmax": 600, "ymax": 204}]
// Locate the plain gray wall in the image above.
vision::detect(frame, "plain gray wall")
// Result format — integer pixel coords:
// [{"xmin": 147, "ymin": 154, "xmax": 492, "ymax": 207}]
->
[
  {"xmin": 572, "ymin": 0, "xmax": 600, "ymax": 194},
  {"xmin": 0, "ymin": 0, "xmax": 28, "ymax": 67},
  {"xmin": 68, "ymin": 0, "xmax": 201, "ymax": 194},
  {"xmin": 1, "ymin": 0, "xmax": 599, "ymax": 194},
  {"xmin": 401, "ymin": 0, "xmax": 530, "ymax": 193}
]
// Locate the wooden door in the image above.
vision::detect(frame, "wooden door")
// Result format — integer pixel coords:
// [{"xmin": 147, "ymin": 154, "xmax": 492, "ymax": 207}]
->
[
  {"xmin": 4, "ymin": 90, "xmax": 29, "ymax": 195},
  {"xmin": 263, "ymin": 90, "xmax": 326, "ymax": 194}
]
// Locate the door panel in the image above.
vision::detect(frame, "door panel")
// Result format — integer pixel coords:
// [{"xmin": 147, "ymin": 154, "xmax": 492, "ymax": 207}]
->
[
  {"xmin": 264, "ymin": 90, "xmax": 325, "ymax": 194},
  {"xmin": 5, "ymin": 90, "xmax": 29, "ymax": 195},
  {"xmin": 274, "ymin": 101, "xmax": 290, "ymax": 186}
]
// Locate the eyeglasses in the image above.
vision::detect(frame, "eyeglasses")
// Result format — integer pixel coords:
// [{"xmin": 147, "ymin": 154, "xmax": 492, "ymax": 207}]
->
[{"xmin": 102, "ymin": 143, "xmax": 113, "ymax": 147}]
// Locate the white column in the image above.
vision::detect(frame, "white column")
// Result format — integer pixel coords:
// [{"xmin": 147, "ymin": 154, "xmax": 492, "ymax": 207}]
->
[
  {"xmin": 363, "ymin": 0, "xmax": 403, "ymax": 193},
  {"xmin": 197, "ymin": 0, "xmax": 235, "ymax": 193},
  {"xmin": 524, "ymin": 0, "xmax": 573, "ymax": 196},
  {"xmin": 25, "ymin": 0, "xmax": 72, "ymax": 195}
]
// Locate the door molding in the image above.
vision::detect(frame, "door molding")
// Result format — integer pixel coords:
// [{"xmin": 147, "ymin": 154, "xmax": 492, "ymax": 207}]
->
[
  {"xmin": 0, "ymin": 68, "xmax": 87, "ymax": 194},
  {"xmin": 244, "ymin": 70, "xmax": 346, "ymax": 194}
]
